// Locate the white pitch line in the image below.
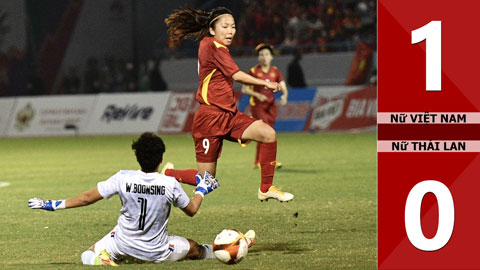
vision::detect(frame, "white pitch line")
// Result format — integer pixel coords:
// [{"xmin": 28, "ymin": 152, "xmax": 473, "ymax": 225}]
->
[{"xmin": 0, "ymin": 182, "xmax": 11, "ymax": 188}]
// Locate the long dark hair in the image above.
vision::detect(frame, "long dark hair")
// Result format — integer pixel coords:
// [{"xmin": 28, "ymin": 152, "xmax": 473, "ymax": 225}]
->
[{"xmin": 165, "ymin": 7, "xmax": 233, "ymax": 47}]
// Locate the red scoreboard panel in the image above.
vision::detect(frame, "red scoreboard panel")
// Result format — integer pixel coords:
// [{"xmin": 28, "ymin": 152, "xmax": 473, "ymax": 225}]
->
[{"xmin": 378, "ymin": 1, "xmax": 480, "ymax": 269}]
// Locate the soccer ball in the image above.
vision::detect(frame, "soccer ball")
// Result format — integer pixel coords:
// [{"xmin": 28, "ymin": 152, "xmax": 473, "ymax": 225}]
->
[{"xmin": 212, "ymin": 229, "xmax": 248, "ymax": 264}]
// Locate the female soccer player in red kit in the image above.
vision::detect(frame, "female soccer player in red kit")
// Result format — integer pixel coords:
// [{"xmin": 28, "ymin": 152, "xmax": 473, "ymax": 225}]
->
[
  {"xmin": 163, "ymin": 7, "xmax": 293, "ymax": 202},
  {"xmin": 242, "ymin": 43, "xmax": 288, "ymax": 169}
]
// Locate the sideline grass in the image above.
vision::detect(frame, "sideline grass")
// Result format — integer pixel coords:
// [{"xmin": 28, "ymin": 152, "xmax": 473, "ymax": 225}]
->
[{"xmin": 0, "ymin": 132, "xmax": 376, "ymax": 269}]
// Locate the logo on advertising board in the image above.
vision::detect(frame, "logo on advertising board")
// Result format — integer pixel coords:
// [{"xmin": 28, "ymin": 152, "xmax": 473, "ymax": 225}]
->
[
  {"xmin": 276, "ymin": 102, "xmax": 312, "ymax": 120},
  {"xmin": 14, "ymin": 103, "xmax": 35, "ymax": 131},
  {"xmin": 308, "ymin": 86, "xmax": 376, "ymax": 131},
  {"xmin": 310, "ymin": 99, "xmax": 344, "ymax": 130},
  {"xmin": 101, "ymin": 104, "xmax": 153, "ymax": 123},
  {"xmin": 158, "ymin": 92, "xmax": 199, "ymax": 133}
]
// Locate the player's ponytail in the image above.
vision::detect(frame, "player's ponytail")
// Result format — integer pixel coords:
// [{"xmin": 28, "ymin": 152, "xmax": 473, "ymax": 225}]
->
[{"xmin": 165, "ymin": 7, "xmax": 233, "ymax": 47}]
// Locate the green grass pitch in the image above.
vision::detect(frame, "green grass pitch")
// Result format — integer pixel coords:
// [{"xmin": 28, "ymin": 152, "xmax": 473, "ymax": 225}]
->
[{"xmin": 0, "ymin": 132, "xmax": 376, "ymax": 269}]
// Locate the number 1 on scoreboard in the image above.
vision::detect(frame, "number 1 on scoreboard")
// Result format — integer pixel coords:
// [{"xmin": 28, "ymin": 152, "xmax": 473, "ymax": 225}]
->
[{"xmin": 411, "ymin": 21, "xmax": 442, "ymax": 91}]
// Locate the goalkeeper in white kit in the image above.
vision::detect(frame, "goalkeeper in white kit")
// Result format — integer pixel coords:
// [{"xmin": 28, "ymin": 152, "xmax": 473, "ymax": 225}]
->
[{"xmin": 28, "ymin": 132, "xmax": 221, "ymax": 265}]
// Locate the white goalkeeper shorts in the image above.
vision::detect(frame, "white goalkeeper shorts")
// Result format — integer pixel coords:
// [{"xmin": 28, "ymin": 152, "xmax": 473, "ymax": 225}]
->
[
  {"xmin": 93, "ymin": 226, "xmax": 190, "ymax": 263},
  {"xmin": 92, "ymin": 226, "xmax": 126, "ymax": 261},
  {"xmin": 162, "ymin": 235, "xmax": 190, "ymax": 262}
]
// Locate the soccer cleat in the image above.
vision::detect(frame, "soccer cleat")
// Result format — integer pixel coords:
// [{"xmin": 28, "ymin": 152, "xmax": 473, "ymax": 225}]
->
[
  {"xmin": 161, "ymin": 162, "xmax": 174, "ymax": 175},
  {"xmin": 94, "ymin": 249, "xmax": 118, "ymax": 266},
  {"xmin": 258, "ymin": 186, "xmax": 294, "ymax": 202},
  {"xmin": 244, "ymin": 230, "xmax": 256, "ymax": 248},
  {"xmin": 275, "ymin": 161, "xmax": 283, "ymax": 169}
]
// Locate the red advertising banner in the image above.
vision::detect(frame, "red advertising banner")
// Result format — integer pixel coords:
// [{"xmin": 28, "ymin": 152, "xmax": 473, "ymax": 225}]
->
[
  {"xmin": 158, "ymin": 92, "xmax": 197, "ymax": 133},
  {"xmin": 379, "ymin": 0, "xmax": 480, "ymax": 269},
  {"xmin": 308, "ymin": 85, "xmax": 376, "ymax": 131}
]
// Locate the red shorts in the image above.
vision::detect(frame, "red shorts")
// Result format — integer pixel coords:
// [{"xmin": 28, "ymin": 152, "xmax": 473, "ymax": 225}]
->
[
  {"xmin": 250, "ymin": 101, "xmax": 277, "ymax": 127},
  {"xmin": 192, "ymin": 105, "xmax": 257, "ymax": 162}
]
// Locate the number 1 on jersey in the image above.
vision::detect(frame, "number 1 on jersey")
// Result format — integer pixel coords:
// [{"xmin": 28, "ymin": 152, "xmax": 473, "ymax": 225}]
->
[
  {"xmin": 138, "ymin": 197, "xmax": 147, "ymax": 230},
  {"xmin": 411, "ymin": 21, "xmax": 442, "ymax": 91}
]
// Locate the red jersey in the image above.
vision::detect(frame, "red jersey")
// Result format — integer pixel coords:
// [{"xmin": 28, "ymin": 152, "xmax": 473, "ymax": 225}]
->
[
  {"xmin": 196, "ymin": 37, "xmax": 240, "ymax": 112},
  {"xmin": 247, "ymin": 65, "xmax": 284, "ymax": 104}
]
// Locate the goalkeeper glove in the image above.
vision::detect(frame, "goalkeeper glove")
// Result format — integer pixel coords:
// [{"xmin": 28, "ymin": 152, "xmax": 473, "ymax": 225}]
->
[
  {"xmin": 195, "ymin": 171, "xmax": 220, "ymax": 197},
  {"xmin": 28, "ymin": 198, "xmax": 66, "ymax": 211}
]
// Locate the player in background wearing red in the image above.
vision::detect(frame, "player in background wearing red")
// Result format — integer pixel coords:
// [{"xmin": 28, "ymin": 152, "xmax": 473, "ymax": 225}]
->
[
  {"xmin": 163, "ymin": 7, "xmax": 293, "ymax": 202},
  {"xmin": 241, "ymin": 43, "xmax": 288, "ymax": 169}
]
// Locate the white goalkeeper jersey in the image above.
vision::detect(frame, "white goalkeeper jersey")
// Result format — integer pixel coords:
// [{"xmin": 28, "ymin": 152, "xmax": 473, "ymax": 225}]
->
[{"xmin": 97, "ymin": 170, "xmax": 190, "ymax": 261}]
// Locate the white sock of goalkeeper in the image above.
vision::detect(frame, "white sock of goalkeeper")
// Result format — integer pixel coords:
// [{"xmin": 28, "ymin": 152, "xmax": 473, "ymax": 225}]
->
[
  {"xmin": 81, "ymin": 250, "xmax": 96, "ymax": 265},
  {"xmin": 200, "ymin": 244, "xmax": 216, "ymax": 259}
]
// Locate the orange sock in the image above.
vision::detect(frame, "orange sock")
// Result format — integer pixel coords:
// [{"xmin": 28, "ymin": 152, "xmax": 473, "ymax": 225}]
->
[
  {"xmin": 165, "ymin": 169, "xmax": 198, "ymax": 186},
  {"xmin": 259, "ymin": 141, "xmax": 277, "ymax": 193}
]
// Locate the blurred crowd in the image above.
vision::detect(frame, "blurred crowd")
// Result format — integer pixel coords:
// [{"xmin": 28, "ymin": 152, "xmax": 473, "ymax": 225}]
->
[
  {"xmin": 235, "ymin": 0, "xmax": 375, "ymax": 53},
  {"xmin": 55, "ymin": 56, "xmax": 167, "ymax": 95},
  {"xmin": 168, "ymin": 0, "xmax": 376, "ymax": 56}
]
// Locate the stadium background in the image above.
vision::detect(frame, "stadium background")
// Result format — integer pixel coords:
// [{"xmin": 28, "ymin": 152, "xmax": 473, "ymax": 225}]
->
[
  {"xmin": 0, "ymin": 0, "xmax": 376, "ymax": 136},
  {"xmin": 0, "ymin": 0, "xmax": 377, "ymax": 269}
]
